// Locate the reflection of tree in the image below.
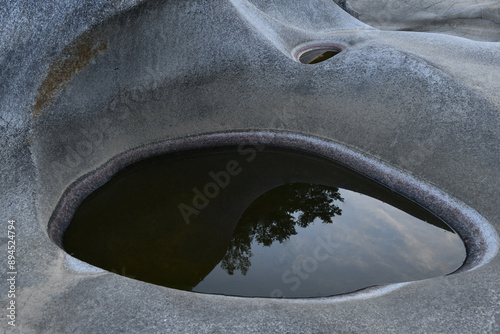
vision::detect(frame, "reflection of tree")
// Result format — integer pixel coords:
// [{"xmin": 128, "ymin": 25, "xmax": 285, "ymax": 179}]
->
[{"xmin": 220, "ymin": 183, "xmax": 344, "ymax": 275}]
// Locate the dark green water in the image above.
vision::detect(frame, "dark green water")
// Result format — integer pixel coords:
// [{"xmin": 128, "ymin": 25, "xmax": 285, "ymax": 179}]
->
[
  {"xmin": 299, "ymin": 48, "xmax": 340, "ymax": 64},
  {"xmin": 63, "ymin": 145, "xmax": 466, "ymax": 298}
]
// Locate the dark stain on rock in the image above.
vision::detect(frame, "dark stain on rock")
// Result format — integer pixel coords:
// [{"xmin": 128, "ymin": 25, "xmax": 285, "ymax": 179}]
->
[{"xmin": 33, "ymin": 32, "xmax": 107, "ymax": 116}]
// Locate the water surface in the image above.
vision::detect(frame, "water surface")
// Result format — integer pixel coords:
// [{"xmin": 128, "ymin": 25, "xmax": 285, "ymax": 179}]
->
[{"xmin": 63, "ymin": 145, "xmax": 466, "ymax": 297}]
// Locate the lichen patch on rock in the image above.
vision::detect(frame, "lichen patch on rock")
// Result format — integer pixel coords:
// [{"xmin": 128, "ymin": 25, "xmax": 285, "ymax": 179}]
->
[{"xmin": 33, "ymin": 32, "xmax": 107, "ymax": 116}]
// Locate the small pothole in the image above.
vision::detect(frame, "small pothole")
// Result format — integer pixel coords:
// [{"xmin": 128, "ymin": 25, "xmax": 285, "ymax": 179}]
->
[{"xmin": 296, "ymin": 44, "xmax": 344, "ymax": 64}]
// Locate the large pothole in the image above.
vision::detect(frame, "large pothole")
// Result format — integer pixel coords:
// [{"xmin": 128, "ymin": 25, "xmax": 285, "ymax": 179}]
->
[{"xmin": 61, "ymin": 142, "xmax": 465, "ymax": 298}]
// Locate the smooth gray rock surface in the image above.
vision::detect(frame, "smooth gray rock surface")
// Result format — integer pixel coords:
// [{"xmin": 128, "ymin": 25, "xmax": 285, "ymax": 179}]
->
[
  {"xmin": 1, "ymin": 0, "xmax": 499, "ymax": 333},
  {"xmin": 350, "ymin": 0, "xmax": 500, "ymax": 41}
]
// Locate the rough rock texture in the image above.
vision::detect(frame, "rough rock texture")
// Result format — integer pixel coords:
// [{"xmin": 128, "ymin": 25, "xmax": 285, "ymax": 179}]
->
[
  {"xmin": 350, "ymin": 0, "xmax": 500, "ymax": 41},
  {"xmin": 1, "ymin": 0, "xmax": 499, "ymax": 333}
]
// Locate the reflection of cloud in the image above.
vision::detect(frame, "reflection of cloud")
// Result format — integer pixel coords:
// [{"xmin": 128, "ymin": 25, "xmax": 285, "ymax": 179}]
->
[{"xmin": 323, "ymin": 189, "xmax": 465, "ymax": 280}]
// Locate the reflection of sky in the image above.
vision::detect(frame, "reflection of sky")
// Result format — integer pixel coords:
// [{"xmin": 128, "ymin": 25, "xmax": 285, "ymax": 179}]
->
[{"xmin": 193, "ymin": 189, "xmax": 466, "ymax": 298}]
